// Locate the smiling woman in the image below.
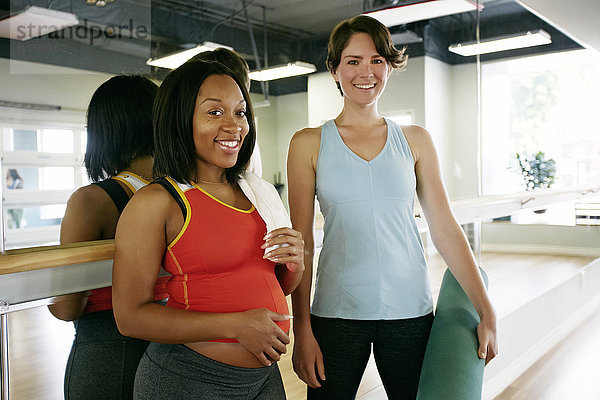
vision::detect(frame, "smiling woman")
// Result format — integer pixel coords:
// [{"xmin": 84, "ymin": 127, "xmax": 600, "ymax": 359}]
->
[
  {"xmin": 111, "ymin": 60, "xmax": 305, "ymax": 400},
  {"xmin": 287, "ymin": 15, "xmax": 497, "ymax": 400}
]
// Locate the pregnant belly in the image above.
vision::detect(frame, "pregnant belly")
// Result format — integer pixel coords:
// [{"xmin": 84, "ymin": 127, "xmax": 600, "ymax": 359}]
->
[{"xmin": 185, "ymin": 340, "xmax": 286, "ymax": 368}]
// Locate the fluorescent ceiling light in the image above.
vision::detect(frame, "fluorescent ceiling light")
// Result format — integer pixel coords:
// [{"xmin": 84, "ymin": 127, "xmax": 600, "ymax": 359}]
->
[
  {"xmin": 147, "ymin": 42, "xmax": 233, "ymax": 69},
  {"xmin": 448, "ymin": 29, "xmax": 552, "ymax": 56},
  {"xmin": 0, "ymin": 6, "xmax": 79, "ymax": 41},
  {"xmin": 365, "ymin": 0, "xmax": 481, "ymax": 26},
  {"xmin": 249, "ymin": 62, "xmax": 317, "ymax": 81}
]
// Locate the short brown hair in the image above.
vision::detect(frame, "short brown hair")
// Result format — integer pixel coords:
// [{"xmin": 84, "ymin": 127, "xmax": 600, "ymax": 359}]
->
[{"xmin": 326, "ymin": 14, "xmax": 407, "ymax": 73}]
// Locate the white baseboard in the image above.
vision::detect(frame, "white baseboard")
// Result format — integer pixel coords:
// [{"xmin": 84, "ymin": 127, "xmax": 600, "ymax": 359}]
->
[
  {"xmin": 482, "ymin": 243, "xmax": 600, "ymax": 257},
  {"xmin": 482, "ymin": 293, "xmax": 600, "ymax": 399}
]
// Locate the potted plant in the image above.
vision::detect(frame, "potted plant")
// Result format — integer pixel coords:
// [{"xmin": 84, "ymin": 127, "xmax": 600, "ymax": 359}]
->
[{"xmin": 516, "ymin": 151, "xmax": 557, "ymax": 213}]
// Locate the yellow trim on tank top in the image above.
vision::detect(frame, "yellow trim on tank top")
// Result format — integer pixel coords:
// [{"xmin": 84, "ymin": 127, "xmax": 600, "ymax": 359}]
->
[
  {"xmin": 191, "ymin": 181, "xmax": 255, "ymax": 214},
  {"xmin": 166, "ymin": 176, "xmax": 193, "ymax": 250}
]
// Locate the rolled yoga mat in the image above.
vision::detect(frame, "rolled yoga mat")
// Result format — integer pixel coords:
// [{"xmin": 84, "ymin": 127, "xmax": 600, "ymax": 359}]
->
[{"xmin": 416, "ymin": 267, "xmax": 489, "ymax": 400}]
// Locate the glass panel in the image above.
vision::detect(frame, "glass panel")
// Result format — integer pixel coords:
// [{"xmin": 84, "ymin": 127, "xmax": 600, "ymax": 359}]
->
[
  {"xmin": 39, "ymin": 167, "xmax": 75, "ymax": 190},
  {"xmin": 40, "ymin": 204, "xmax": 67, "ymax": 220},
  {"xmin": 81, "ymin": 131, "xmax": 87, "ymax": 154},
  {"xmin": 13, "ymin": 129, "xmax": 38, "ymax": 151},
  {"xmin": 5, "ymin": 167, "xmax": 38, "ymax": 190},
  {"xmin": 40, "ymin": 129, "xmax": 74, "ymax": 153},
  {"xmin": 4, "ymin": 204, "xmax": 63, "ymax": 230}
]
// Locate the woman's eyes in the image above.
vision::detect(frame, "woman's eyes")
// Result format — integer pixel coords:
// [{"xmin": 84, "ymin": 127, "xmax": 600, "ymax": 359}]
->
[
  {"xmin": 207, "ymin": 109, "xmax": 246, "ymax": 117},
  {"xmin": 347, "ymin": 58, "xmax": 385, "ymax": 65}
]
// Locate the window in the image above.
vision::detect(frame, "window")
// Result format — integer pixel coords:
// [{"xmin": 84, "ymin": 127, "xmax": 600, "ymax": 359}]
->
[
  {"xmin": 482, "ymin": 49, "xmax": 600, "ymax": 195},
  {"xmin": 1, "ymin": 125, "xmax": 86, "ymax": 249}
]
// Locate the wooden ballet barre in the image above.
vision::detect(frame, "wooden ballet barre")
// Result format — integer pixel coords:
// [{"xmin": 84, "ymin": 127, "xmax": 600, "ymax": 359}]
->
[{"xmin": 0, "ymin": 240, "xmax": 114, "ymax": 276}]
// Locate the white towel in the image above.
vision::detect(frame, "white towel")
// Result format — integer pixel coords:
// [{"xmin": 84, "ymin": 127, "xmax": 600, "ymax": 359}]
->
[{"xmin": 237, "ymin": 171, "xmax": 292, "ymax": 233}]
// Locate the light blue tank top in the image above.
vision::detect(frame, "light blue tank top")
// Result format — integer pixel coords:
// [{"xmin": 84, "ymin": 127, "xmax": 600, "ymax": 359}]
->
[{"xmin": 313, "ymin": 118, "xmax": 433, "ymax": 320}]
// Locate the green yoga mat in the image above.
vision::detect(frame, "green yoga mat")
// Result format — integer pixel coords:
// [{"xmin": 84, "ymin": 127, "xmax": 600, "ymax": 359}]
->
[{"xmin": 416, "ymin": 268, "xmax": 489, "ymax": 400}]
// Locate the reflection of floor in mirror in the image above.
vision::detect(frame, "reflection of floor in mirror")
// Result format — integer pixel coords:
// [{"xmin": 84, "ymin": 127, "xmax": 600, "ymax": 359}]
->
[
  {"xmin": 5, "ymin": 251, "xmax": 595, "ymax": 400},
  {"xmin": 8, "ymin": 306, "xmax": 74, "ymax": 400}
]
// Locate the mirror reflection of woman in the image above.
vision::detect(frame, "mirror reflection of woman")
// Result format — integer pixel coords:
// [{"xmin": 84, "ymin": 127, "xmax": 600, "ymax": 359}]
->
[
  {"xmin": 287, "ymin": 15, "xmax": 498, "ymax": 399},
  {"xmin": 48, "ymin": 76, "xmax": 168, "ymax": 400},
  {"xmin": 112, "ymin": 61, "xmax": 304, "ymax": 399},
  {"xmin": 5, "ymin": 168, "xmax": 24, "ymax": 229}
]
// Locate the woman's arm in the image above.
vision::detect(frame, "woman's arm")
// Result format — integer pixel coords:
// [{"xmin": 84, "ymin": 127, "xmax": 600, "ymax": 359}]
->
[
  {"xmin": 404, "ymin": 125, "xmax": 498, "ymax": 365},
  {"xmin": 112, "ymin": 184, "xmax": 291, "ymax": 366},
  {"xmin": 48, "ymin": 185, "xmax": 118, "ymax": 321},
  {"xmin": 287, "ymin": 127, "xmax": 327, "ymax": 387}
]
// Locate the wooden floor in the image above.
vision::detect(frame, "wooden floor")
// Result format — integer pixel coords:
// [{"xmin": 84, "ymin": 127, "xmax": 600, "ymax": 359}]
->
[
  {"xmin": 494, "ymin": 308, "xmax": 600, "ymax": 400},
  {"xmin": 4, "ymin": 251, "xmax": 596, "ymax": 400}
]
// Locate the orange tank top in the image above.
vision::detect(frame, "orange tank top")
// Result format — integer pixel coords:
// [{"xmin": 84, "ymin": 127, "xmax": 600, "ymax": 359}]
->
[{"xmin": 162, "ymin": 178, "xmax": 290, "ymax": 342}]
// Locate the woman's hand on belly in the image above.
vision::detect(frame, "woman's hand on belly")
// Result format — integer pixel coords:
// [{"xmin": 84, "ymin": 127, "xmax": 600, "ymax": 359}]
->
[{"xmin": 232, "ymin": 308, "xmax": 292, "ymax": 366}]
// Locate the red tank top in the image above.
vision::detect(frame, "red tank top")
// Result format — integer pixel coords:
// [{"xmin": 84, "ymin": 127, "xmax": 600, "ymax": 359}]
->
[
  {"xmin": 162, "ymin": 178, "xmax": 290, "ymax": 342},
  {"xmin": 84, "ymin": 173, "xmax": 168, "ymax": 314}
]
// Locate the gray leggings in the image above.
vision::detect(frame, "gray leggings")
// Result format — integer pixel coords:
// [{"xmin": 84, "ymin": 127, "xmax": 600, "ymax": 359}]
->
[
  {"xmin": 134, "ymin": 342, "xmax": 286, "ymax": 400},
  {"xmin": 65, "ymin": 309, "xmax": 149, "ymax": 400}
]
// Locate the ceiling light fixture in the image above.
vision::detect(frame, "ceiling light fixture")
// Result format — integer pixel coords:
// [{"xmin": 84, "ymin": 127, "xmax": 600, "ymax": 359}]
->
[
  {"xmin": 365, "ymin": 0, "xmax": 482, "ymax": 26},
  {"xmin": 146, "ymin": 41, "xmax": 233, "ymax": 69},
  {"xmin": 249, "ymin": 62, "xmax": 317, "ymax": 81},
  {"xmin": 448, "ymin": 29, "xmax": 552, "ymax": 56},
  {"xmin": 0, "ymin": 6, "xmax": 79, "ymax": 41}
]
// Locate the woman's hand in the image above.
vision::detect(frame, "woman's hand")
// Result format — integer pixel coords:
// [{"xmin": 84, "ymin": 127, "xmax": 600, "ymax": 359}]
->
[
  {"xmin": 233, "ymin": 308, "xmax": 292, "ymax": 366},
  {"xmin": 262, "ymin": 227, "xmax": 305, "ymax": 273},
  {"xmin": 292, "ymin": 329, "xmax": 326, "ymax": 388},
  {"xmin": 477, "ymin": 314, "xmax": 498, "ymax": 365}
]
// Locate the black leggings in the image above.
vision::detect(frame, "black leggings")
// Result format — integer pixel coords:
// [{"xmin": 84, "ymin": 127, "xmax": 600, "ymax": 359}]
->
[{"xmin": 308, "ymin": 313, "xmax": 433, "ymax": 400}]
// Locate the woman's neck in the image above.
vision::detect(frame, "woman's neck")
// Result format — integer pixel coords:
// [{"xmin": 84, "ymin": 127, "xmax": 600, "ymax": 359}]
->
[
  {"xmin": 194, "ymin": 161, "xmax": 228, "ymax": 184},
  {"xmin": 336, "ymin": 100, "xmax": 382, "ymax": 128},
  {"xmin": 125, "ymin": 156, "xmax": 154, "ymax": 181}
]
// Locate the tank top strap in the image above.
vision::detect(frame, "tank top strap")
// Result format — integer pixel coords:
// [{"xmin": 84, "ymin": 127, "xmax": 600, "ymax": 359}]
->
[
  {"xmin": 383, "ymin": 117, "xmax": 415, "ymax": 163},
  {"xmin": 113, "ymin": 171, "xmax": 150, "ymax": 193},
  {"xmin": 92, "ymin": 179, "xmax": 130, "ymax": 214},
  {"xmin": 150, "ymin": 177, "xmax": 192, "ymax": 219}
]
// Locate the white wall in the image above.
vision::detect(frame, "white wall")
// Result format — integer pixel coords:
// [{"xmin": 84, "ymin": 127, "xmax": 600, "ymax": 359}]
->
[
  {"xmin": 424, "ymin": 57, "xmax": 453, "ymax": 192},
  {"xmin": 448, "ymin": 63, "xmax": 480, "ymax": 199},
  {"xmin": 275, "ymin": 92, "xmax": 309, "ymax": 207},
  {"xmin": 0, "ymin": 58, "xmax": 113, "ymax": 126},
  {"xmin": 252, "ymin": 91, "xmax": 309, "ymax": 207},
  {"xmin": 252, "ymin": 94, "xmax": 279, "ymax": 183}
]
